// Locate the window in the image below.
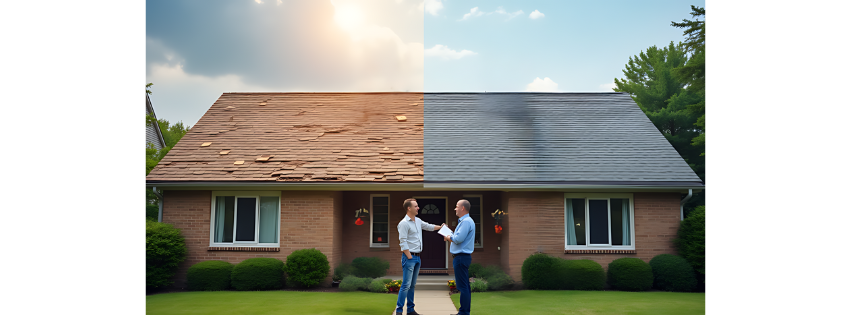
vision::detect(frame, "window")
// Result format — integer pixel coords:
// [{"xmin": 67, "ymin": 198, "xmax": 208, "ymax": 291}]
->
[
  {"xmin": 564, "ymin": 193, "xmax": 634, "ymax": 249},
  {"xmin": 370, "ymin": 195, "xmax": 389, "ymax": 247},
  {"xmin": 464, "ymin": 195, "xmax": 484, "ymax": 248},
  {"xmin": 210, "ymin": 192, "xmax": 280, "ymax": 247}
]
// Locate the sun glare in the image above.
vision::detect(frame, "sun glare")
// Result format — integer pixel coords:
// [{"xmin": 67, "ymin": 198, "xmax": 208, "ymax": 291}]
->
[{"xmin": 333, "ymin": 4, "xmax": 364, "ymax": 30}]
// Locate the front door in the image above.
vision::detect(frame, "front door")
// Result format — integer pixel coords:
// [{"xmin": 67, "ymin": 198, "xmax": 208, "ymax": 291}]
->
[{"xmin": 417, "ymin": 198, "xmax": 447, "ymax": 268}]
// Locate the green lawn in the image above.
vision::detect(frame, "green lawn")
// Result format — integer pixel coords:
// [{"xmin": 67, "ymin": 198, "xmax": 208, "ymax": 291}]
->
[
  {"xmin": 450, "ymin": 290, "xmax": 705, "ymax": 315},
  {"xmin": 146, "ymin": 291, "xmax": 397, "ymax": 315}
]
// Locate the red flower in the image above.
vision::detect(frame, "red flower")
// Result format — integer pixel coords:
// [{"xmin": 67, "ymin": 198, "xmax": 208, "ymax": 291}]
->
[
  {"xmin": 355, "ymin": 217, "xmax": 364, "ymax": 225},
  {"xmin": 495, "ymin": 225, "xmax": 503, "ymax": 234}
]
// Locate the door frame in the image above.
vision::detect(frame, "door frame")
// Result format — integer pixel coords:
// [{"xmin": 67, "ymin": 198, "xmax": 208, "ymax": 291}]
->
[{"xmin": 414, "ymin": 196, "xmax": 448, "ymax": 269}]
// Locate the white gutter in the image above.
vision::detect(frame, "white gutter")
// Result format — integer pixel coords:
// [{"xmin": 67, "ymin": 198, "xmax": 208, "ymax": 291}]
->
[
  {"xmin": 680, "ymin": 189, "xmax": 693, "ymax": 221},
  {"xmin": 152, "ymin": 187, "xmax": 164, "ymax": 222}
]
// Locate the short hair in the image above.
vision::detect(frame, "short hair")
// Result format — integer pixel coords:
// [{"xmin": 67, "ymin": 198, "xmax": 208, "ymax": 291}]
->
[
  {"xmin": 403, "ymin": 198, "xmax": 417, "ymax": 210},
  {"xmin": 459, "ymin": 199, "xmax": 471, "ymax": 212}
]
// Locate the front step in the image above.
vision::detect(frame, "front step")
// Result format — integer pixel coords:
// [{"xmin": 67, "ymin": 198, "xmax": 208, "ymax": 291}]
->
[{"xmin": 382, "ymin": 274, "xmax": 455, "ymax": 291}]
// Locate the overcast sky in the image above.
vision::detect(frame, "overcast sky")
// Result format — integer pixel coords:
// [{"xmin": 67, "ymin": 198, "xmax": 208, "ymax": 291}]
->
[{"xmin": 146, "ymin": 0, "xmax": 703, "ymax": 126}]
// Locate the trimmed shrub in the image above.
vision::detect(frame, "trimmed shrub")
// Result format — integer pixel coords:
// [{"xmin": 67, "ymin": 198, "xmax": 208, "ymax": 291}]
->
[
  {"xmin": 485, "ymin": 272, "xmax": 514, "ymax": 291},
  {"xmin": 649, "ymin": 254, "xmax": 698, "ymax": 292},
  {"xmin": 607, "ymin": 258, "xmax": 653, "ymax": 291},
  {"xmin": 521, "ymin": 253, "xmax": 562, "ymax": 290},
  {"xmin": 351, "ymin": 257, "xmax": 390, "ymax": 278},
  {"xmin": 470, "ymin": 278, "xmax": 488, "ymax": 292},
  {"xmin": 187, "ymin": 260, "xmax": 234, "ymax": 291},
  {"xmin": 339, "ymin": 275, "xmax": 371, "ymax": 292},
  {"xmin": 561, "ymin": 260, "xmax": 605, "ymax": 290},
  {"xmin": 231, "ymin": 258, "xmax": 285, "ymax": 291},
  {"xmin": 284, "ymin": 248, "xmax": 330, "ymax": 288},
  {"xmin": 675, "ymin": 206, "xmax": 705, "ymax": 278},
  {"xmin": 146, "ymin": 220, "xmax": 187, "ymax": 290},
  {"xmin": 481, "ymin": 265, "xmax": 503, "ymax": 279},
  {"xmin": 469, "ymin": 263, "xmax": 485, "ymax": 278},
  {"xmin": 368, "ymin": 278, "xmax": 389, "ymax": 293},
  {"xmin": 333, "ymin": 263, "xmax": 354, "ymax": 282},
  {"xmin": 381, "ymin": 278, "xmax": 393, "ymax": 284}
]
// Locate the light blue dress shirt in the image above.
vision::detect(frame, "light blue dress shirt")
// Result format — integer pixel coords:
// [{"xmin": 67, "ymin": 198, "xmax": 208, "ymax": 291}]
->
[{"xmin": 450, "ymin": 214, "xmax": 475, "ymax": 254}]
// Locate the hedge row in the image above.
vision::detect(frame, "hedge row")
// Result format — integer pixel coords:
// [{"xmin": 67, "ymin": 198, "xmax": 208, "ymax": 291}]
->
[
  {"xmin": 333, "ymin": 256, "xmax": 390, "ymax": 281},
  {"xmin": 521, "ymin": 253, "xmax": 698, "ymax": 292},
  {"xmin": 468, "ymin": 264, "xmax": 514, "ymax": 291},
  {"xmin": 186, "ymin": 248, "xmax": 330, "ymax": 291}
]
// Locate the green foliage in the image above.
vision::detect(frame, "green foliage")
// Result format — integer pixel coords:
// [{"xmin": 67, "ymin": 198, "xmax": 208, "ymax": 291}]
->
[
  {"xmin": 469, "ymin": 263, "xmax": 484, "ymax": 278},
  {"xmin": 674, "ymin": 206, "xmax": 706, "ymax": 277},
  {"xmin": 283, "ymin": 248, "xmax": 330, "ymax": 288},
  {"xmin": 649, "ymin": 254, "xmax": 698, "ymax": 292},
  {"xmin": 146, "ymin": 82, "xmax": 153, "ymax": 95},
  {"xmin": 333, "ymin": 262, "xmax": 354, "ymax": 282},
  {"xmin": 368, "ymin": 278, "xmax": 389, "ymax": 293},
  {"xmin": 338, "ymin": 275, "xmax": 371, "ymax": 292},
  {"xmin": 350, "ymin": 256, "xmax": 390, "ymax": 278},
  {"xmin": 230, "ymin": 258, "xmax": 285, "ymax": 291},
  {"xmin": 561, "ymin": 259, "xmax": 605, "ymax": 290},
  {"xmin": 187, "ymin": 260, "xmax": 235, "ymax": 291},
  {"xmin": 672, "ymin": 5, "xmax": 706, "ymax": 159},
  {"xmin": 381, "ymin": 278, "xmax": 392, "ymax": 284},
  {"xmin": 470, "ymin": 278, "xmax": 489, "ymax": 292},
  {"xmin": 606, "ymin": 258, "xmax": 654, "ymax": 291},
  {"xmin": 484, "ymin": 272, "xmax": 514, "ymax": 291},
  {"xmin": 145, "ymin": 114, "xmax": 189, "ymax": 220},
  {"xmin": 521, "ymin": 253, "xmax": 562, "ymax": 290},
  {"xmin": 146, "ymin": 220, "xmax": 187, "ymax": 290}
]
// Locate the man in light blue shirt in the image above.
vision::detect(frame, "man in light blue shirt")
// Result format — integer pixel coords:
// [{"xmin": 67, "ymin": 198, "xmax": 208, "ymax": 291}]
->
[{"xmin": 444, "ymin": 199, "xmax": 475, "ymax": 315}]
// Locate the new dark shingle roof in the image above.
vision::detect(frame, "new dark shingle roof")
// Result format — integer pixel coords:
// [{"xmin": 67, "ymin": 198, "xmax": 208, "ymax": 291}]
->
[{"xmin": 423, "ymin": 93, "xmax": 702, "ymax": 185}]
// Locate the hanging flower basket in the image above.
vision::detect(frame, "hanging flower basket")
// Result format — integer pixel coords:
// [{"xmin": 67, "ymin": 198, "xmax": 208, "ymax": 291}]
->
[
  {"xmin": 491, "ymin": 209, "xmax": 507, "ymax": 233},
  {"xmin": 354, "ymin": 208, "xmax": 369, "ymax": 225}
]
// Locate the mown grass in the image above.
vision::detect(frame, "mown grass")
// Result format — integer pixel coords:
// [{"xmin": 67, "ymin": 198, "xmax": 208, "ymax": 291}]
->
[
  {"xmin": 146, "ymin": 291, "xmax": 397, "ymax": 315},
  {"xmin": 450, "ymin": 290, "xmax": 705, "ymax": 315}
]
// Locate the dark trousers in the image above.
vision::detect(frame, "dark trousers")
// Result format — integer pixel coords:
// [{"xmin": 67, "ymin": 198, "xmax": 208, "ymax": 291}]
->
[{"xmin": 453, "ymin": 254, "xmax": 472, "ymax": 315}]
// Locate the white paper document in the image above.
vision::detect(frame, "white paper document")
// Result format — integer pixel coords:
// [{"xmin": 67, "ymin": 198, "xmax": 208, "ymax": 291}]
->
[{"xmin": 437, "ymin": 225, "xmax": 453, "ymax": 237}]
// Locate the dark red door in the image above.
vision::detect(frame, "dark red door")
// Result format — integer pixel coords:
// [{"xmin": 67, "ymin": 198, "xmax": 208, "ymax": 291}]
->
[{"xmin": 417, "ymin": 198, "xmax": 447, "ymax": 268}]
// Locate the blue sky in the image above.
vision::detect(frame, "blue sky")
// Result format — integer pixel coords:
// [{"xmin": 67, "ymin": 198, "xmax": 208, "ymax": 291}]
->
[{"xmin": 147, "ymin": 0, "xmax": 704, "ymax": 126}]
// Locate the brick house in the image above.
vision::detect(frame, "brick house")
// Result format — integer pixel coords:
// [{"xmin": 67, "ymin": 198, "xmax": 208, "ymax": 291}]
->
[{"xmin": 146, "ymin": 92, "xmax": 703, "ymax": 288}]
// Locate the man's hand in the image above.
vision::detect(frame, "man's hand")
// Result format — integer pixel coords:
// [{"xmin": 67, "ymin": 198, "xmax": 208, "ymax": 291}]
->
[
  {"xmin": 435, "ymin": 223, "xmax": 446, "ymax": 231},
  {"xmin": 443, "ymin": 235, "xmax": 452, "ymax": 242}
]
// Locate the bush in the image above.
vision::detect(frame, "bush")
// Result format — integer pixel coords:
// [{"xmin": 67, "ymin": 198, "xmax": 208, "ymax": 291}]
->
[
  {"xmin": 561, "ymin": 260, "xmax": 605, "ymax": 290},
  {"xmin": 146, "ymin": 220, "xmax": 187, "ymax": 290},
  {"xmin": 231, "ymin": 258, "xmax": 285, "ymax": 291},
  {"xmin": 607, "ymin": 258, "xmax": 653, "ymax": 291},
  {"xmin": 284, "ymin": 248, "xmax": 330, "ymax": 288},
  {"xmin": 649, "ymin": 254, "xmax": 698, "ymax": 292},
  {"xmin": 674, "ymin": 206, "xmax": 705, "ymax": 278},
  {"xmin": 469, "ymin": 263, "xmax": 484, "ymax": 278},
  {"xmin": 521, "ymin": 253, "xmax": 562, "ymax": 290},
  {"xmin": 368, "ymin": 278, "xmax": 389, "ymax": 293},
  {"xmin": 333, "ymin": 263, "xmax": 354, "ymax": 282},
  {"xmin": 470, "ymin": 278, "xmax": 488, "ymax": 292},
  {"xmin": 485, "ymin": 272, "xmax": 514, "ymax": 291},
  {"xmin": 187, "ymin": 261, "xmax": 234, "ymax": 291},
  {"xmin": 351, "ymin": 257, "xmax": 390, "ymax": 278},
  {"xmin": 381, "ymin": 278, "xmax": 392, "ymax": 284},
  {"xmin": 339, "ymin": 275, "xmax": 371, "ymax": 292}
]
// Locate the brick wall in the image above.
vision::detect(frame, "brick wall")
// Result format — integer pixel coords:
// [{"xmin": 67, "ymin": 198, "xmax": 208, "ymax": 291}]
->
[
  {"xmin": 500, "ymin": 192, "xmax": 682, "ymax": 282},
  {"xmin": 161, "ymin": 190, "xmax": 341, "ymax": 288}
]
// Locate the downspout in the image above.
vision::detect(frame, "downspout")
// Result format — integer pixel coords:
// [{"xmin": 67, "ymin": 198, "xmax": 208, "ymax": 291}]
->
[
  {"xmin": 153, "ymin": 187, "xmax": 164, "ymax": 222},
  {"xmin": 680, "ymin": 189, "xmax": 693, "ymax": 221}
]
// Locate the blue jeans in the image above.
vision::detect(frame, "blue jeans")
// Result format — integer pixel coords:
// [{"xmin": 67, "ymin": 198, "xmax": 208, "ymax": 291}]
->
[
  {"xmin": 453, "ymin": 254, "xmax": 472, "ymax": 315},
  {"xmin": 396, "ymin": 254, "xmax": 421, "ymax": 313}
]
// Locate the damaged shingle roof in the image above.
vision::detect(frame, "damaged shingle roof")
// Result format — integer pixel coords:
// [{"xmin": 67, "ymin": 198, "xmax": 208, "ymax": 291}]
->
[{"xmin": 146, "ymin": 93, "xmax": 424, "ymax": 182}]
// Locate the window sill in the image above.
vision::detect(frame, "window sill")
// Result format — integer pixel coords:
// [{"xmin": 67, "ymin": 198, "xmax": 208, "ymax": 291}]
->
[
  {"xmin": 564, "ymin": 249, "xmax": 636, "ymax": 254},
  {"xmin": 208, "ymin": 247, "xmax": 280, "ymax": 252}
]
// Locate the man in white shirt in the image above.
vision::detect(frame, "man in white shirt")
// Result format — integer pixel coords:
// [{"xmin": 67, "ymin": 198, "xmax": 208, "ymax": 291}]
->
[{"xmin": 395, "ymin": 198, "xmax": 445, "ymax": 315}]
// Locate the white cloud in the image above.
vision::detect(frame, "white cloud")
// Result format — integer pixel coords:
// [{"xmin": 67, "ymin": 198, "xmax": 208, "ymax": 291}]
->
[
  {"xmin": 529, "ymin": 10, "xmax": 545, "ymax": 19},
  {"xmin": 599, "ymin": 83, "xmax": 617, "ymax": 91},
  {"xmin": 423, "ymin": 0, "xmax": 443, "ymax": 16},
  {"xmin": 494, "ymin": 6, "xmax": 524, "ymax": 19},
  {"xmin": 424, "ymin": 44, "xmax": 477, "ymax": 60},
  {"xmin": 460, "ymin": 7, "xmax": 484, "ymax": 21},
  {"xmin": 525, "ymin": 77, "xmax": 559, "ymax": 92}
]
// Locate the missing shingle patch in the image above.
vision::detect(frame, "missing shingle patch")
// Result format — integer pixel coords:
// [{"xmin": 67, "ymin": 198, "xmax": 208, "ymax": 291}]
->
[
  {"xmin": 395, "ymin": 115, "xmax": 407, "ymax": 122},
  {"xmin": 201, "ymin": 142, "xmax": 212, "ymax": 147}
]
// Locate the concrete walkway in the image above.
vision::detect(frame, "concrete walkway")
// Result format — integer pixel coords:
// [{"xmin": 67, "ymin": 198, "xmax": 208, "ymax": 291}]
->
[{"xmin": 391, "ymin": 290, "xmax": 457, "ymax": 315}]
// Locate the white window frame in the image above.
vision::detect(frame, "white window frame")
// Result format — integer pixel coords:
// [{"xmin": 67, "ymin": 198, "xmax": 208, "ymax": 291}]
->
[
  {"xmin": 463, "ymin": 194, "xmax": 484, "ymax": 249},
  {"xmin": 369, "ymin": 194, "xmax": 391, "ymax": 248},
  {"xmin": 564, "ymin": 193, "xmax": 635, "ymax": 251},
  {"xmin": 209, "ymin": 191, "xmax": 281, "ymax": 248}
]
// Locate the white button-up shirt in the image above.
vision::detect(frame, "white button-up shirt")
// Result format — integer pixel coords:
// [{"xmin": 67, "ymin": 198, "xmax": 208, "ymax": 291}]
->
[{"xmin": 398, "ymin": 215, "xmax": 436, "ymax": 253}]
